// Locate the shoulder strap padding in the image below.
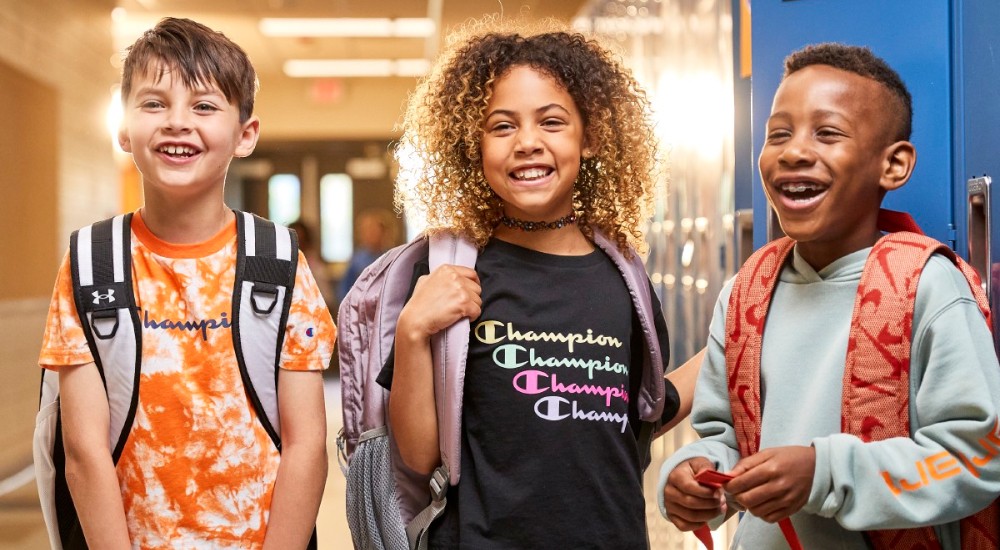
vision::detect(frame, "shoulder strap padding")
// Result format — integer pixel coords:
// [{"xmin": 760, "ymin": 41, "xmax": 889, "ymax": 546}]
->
[
  {"xmin": 428, "ymin": 232, "xmax": 478, "ymax": 486},
  {"xmin": 232, "ymin": 211, "xmax": 298, "ymax": 450},
  {"xmin": 850, "ymin": 232, "xmax": 995, "ymax": 550},
  {"xmin": 726, "ymin": 236, "xmax": 795, "ymax": 457},
  {"xmin": 842, "ymin": 232, "xmax": 952, "ymax": 441},
  {"xmin": 69, "ymin": 213, "xmax": 141, "ymax": 460},
  {"xmin": 591, "ymin": 230, "xmax": 667, "ymax": 423}
]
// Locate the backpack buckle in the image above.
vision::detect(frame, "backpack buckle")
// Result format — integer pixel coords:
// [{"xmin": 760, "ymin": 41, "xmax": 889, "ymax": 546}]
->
[
  {"xmin": 91, "ymin": 308, "xmax": 120, "ymax": 340},
  {"xmin": 335, "ymin": 428, "xmax": 349, "ymax": 476},
  {"xmin": 251, "ymin": 282, "xmax": 279, "ymax": 314},
  {"xmin": 429, "ymin": 465, "xmax": 449, "ymax": 502}
]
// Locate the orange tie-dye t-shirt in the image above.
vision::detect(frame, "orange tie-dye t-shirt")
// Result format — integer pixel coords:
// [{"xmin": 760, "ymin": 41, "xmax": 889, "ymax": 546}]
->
[{"xmin": 39, "ymin": 212, "xmax": 335, "ymax": 548}]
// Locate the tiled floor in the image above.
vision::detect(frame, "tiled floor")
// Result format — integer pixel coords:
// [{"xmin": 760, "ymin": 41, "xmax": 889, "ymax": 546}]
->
[
  {"xmin": 317, "ymin": 378, "xmax": 353, "ymax": 548},
  {"xmin": 0, "ymin": 378, "xmax": 352, "ymax": 550}
]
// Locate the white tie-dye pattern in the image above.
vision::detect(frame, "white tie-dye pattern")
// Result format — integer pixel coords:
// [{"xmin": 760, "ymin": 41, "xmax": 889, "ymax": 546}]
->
[{"xmin": 141, "ymin": 337, "xmax": 185, "ymax": 376}]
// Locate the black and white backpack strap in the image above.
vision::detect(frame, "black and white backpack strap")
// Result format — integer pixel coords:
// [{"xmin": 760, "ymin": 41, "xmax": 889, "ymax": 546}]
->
[
  {"xmin": 232, "ymin": 211, "xmax": 298, "ymax": 450},
  {"xmin": 69, "ymin": 213, "xmax": 142, "ymax": 460}
]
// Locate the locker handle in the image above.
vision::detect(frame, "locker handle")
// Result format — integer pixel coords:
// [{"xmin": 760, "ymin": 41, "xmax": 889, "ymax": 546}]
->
[{"xmin": 968, "ymin": 176, "xmax": 992, "ymax": 298}]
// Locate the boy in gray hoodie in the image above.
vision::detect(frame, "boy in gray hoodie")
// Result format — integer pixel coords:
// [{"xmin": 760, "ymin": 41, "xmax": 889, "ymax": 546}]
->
[{"xmin": 658, "ymin": 43, "xmax": 1000, "ymax": 549}]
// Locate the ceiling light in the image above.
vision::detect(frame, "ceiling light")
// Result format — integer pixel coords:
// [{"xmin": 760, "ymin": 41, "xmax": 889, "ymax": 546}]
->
[
  {"xmin": 259, "ymin": 18, "xmax": 435, "ymax": 38},
  {"xmin": 283, "ymin": 59, "xmax": 431, "ymax": 78}
]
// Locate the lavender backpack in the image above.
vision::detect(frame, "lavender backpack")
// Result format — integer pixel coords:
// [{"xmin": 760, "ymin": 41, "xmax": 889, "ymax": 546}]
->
[
  {"xmin": 337, "ymin": 232, "xmax": 477, "ymax": 550},
  {"xmin": 336, "ymin": 230, "xmax": 667, "ymax": 550}
]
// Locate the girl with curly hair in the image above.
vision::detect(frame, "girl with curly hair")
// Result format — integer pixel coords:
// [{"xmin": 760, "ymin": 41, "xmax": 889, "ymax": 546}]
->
[{"xmin": 379, "ymin": 17, "xmax": 699, "ymax": 548}]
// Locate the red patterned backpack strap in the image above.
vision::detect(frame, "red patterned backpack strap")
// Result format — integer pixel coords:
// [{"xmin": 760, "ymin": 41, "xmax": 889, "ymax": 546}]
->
[
  {"xmin": 726, "ymin": 236, "xmax": 795, "ymax": 457},
  {"xmin": 877, "ymin": 209, "xmax": 989, "ymax": 324},
  {"xmin": 841, "ymin": 231, "xmax": 942, "ymax": 441},
  {"xmin": 720, "ymin": 237, "xmax": 804, "ymax": 550},
  {"xmin": 844, "ymin": 231, "xmax": 946, "ymax": 549},
  {"xmin": 936, "ymin": 255, "xmax": 998, "ymax": 549},
  {"xmin": 847, "ymin": 214, "xmax": 996, "ymax": 549}
]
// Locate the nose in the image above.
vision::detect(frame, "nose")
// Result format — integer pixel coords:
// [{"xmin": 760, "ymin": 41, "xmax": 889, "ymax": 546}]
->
[
  {"xmin": 164, "ymin": 106, "xmax": 192, "ymax": 132},
  {"xmin": 777, "ymin": 133, "xmax": 814, "ymax": 166},
  {"xmin": 515, "ymin": 127, "xmax": 543, "ymax": 156}
]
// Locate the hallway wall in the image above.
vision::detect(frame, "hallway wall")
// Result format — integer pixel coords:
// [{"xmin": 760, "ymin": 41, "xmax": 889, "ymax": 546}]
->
[{"xmin": 0, "ymin": 0, "xmax": 118, "ymax": 501}]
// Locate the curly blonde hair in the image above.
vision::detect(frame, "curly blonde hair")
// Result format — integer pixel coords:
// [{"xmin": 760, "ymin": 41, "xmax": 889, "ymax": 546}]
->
[{"xmin": 394, "ymin": 17, "xmax": 660, "ymax": 255}]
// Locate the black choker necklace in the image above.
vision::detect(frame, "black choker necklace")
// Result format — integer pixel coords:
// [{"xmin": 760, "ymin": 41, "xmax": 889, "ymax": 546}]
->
[{"xmin": 499, "ymin": 213, "xmax": 577, "ymax": 232}]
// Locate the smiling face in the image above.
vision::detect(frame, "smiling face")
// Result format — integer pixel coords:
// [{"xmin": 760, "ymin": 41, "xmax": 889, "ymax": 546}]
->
[
  {"xmin": 118, "ymin": 62, "xmax": 259, "ymax": 200},
  {"xmin": 759, "ymin": 64, "xmax": 913, "ymax": 269},
  {"xmin": 480, "ymin": 65, "xmax": 588, "ymax": 221}
]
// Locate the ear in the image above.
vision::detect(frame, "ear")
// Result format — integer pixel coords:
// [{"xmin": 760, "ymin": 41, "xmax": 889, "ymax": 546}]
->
[
  {"xmin": 234, "ymin": 116, "xmax": 261, "ymax": 158},
  {"xmin": 117, "ymin": 126, "xmax": 132, "ymax": 153},
  {"xmin": 582, "ymin": 134, "xmax": 599, "ymax": 160},
  {"xmin": 879, "ymin": 140, "xmax": 916, "ymax": 192}
]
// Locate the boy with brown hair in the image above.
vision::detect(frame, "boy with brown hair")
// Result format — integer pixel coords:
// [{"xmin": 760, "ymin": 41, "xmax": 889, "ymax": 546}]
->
[
  {"xmin": 38, "ymin": 18, "xmax": 334, "ymax": 548},
  {"xmin": 658, "ymin": 43, "xmax": 1000, "ymax": 548}
]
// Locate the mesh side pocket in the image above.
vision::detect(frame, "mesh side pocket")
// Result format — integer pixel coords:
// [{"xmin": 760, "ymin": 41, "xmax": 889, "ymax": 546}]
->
[{"xmin": 346, "ymin": 428, "xmax": 409, "ymax": 550}]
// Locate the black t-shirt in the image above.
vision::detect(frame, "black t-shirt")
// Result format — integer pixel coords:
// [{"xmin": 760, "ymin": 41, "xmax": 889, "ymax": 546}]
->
[{"xmin": 379, "ymin": 238, "xmax": 675, "ymax": 549}]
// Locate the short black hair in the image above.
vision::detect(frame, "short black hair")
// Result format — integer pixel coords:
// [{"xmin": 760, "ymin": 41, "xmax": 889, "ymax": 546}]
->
[{"xmin": 784, "ymin": 43, "xmax": 912, "ymax": 142}]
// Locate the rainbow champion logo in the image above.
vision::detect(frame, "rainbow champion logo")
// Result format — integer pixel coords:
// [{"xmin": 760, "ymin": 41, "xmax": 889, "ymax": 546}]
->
[{"xmin": 306, "ymin": 327, "xmax": 315, "ymax": 337}]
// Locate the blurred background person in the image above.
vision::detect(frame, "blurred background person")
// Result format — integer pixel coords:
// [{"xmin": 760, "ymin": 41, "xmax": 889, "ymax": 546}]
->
[
  {"xmin": 336, "ymin": 208, "xmax": 398, "ymax": 302},
  {"xmin": 290, "ymin": 219, "xmax": 334, "ymax": 307}
]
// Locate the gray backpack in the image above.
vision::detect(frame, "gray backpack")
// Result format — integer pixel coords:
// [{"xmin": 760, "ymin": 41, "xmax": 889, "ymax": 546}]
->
[
  {"xmin": 32, "ymin": 211, "xmax": 308, "ymax": 550},
  {"xmin": 336, "ymin": 230, "xmax": 668, "ymax": 550}
]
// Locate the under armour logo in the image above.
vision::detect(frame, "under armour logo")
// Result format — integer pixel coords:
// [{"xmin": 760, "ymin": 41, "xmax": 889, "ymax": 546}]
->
[{"xmin": 92, "ymin": 289, "xmax": 116, "ymax": 305}]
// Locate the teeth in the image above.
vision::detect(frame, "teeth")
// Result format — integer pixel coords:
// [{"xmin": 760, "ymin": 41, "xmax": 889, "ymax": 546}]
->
[
  {"xmin": 781, "ymin": 182, "xmax": 820, "ymax": 193},
  {"xmin": 160, "ymin": 145, "xmax": 196, "ymax": 156},
  {"xmin": 513, "ymin": 168, "xmax": 549, "ymax": 180}
]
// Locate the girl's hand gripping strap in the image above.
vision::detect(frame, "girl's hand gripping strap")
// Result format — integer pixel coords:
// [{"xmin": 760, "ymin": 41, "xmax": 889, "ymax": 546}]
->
[
  {"xmin": 408, "ymin": 232, "xmax": 477, "ymax": 550},
  {"xmin": 427, "ymin": 232, "xmax": 478, "ymax": 486}
]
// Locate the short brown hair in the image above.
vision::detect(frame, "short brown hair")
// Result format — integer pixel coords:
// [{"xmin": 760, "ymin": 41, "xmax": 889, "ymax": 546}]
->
[
  {"xmin": 120, "ymin": 17, "xmax": 258, "ymax": 122},
  {"xmin": 784, "ymin": 43, "xmax": 912, "ymax": 142}
]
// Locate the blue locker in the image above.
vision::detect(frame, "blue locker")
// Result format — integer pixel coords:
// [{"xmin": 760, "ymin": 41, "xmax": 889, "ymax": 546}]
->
[{"xmin": 747, "ymin": 0, "xmax": 1000, "ymax": 261}]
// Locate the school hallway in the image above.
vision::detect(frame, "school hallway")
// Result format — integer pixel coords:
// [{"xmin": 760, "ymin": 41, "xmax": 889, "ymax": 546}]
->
[{"xmin": 1, "ymin": 0, "xmax": 742, "ymax": 547}]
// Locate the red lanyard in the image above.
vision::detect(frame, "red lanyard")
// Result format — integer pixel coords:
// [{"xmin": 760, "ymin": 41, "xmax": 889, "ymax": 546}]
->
[
  {"xmin": 690, "ymin": 469, "xmax": 804, "ymax": 550},
  {"xmin": 693, "ymin": 519, "xmax": 802, "ymax": 550}
]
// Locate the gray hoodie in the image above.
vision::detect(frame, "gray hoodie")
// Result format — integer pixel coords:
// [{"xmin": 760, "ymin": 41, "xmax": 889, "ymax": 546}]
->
[{"xmin": 658, "ymin": 246, "xmax": 1000, "ymax": 549}]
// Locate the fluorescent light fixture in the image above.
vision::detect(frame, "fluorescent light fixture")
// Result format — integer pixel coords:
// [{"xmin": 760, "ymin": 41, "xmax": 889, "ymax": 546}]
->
[
  {"xmin": 284, "ymin": 59, "xmax": 430, "ymax": 78},
  {"xmin": 394, "ymin": 59, "xmax": 432, "ymax": 77},
  {"xmin": 259, "ymin": 18, "xmax": 435, "ymax": 38}
]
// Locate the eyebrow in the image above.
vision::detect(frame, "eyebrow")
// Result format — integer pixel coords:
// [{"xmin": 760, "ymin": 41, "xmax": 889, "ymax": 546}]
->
[
  {"xmin": 811, "ymin": 109, "xmax": 848, "ymax": 120},
  {"xmin": 484, "ymin": 103, "xmax": 571, "ymax": 122},
  {"xmin": 767, "ymin": 109, "xmax": 849, "ymax": 123},
  {"xmin": 132, "ymin": 83, "xmax": 224, "ymax": 97}
]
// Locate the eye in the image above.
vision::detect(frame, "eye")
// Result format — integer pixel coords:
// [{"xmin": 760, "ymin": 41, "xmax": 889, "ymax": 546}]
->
[
  {"xmin": 765, "ymin": 129, "xmax": 790, "ymax": 144},
  {"xmin": 541, "ymin": 118, "xmax": 567, "ymax": 129},
  {"xmin": 140, "ymin": 100, "xmax": 164, "ymax": 110},
  {"xmin": 194, "ymin": 103, "xmax": 220, "ymax": 113},
  {"xmin": 816, "ymin": 127, "xmax": 844, "ymax": 140},
  {"xmin": 488, "ymin": 121, "xmax": 515, "ymax": 134}
]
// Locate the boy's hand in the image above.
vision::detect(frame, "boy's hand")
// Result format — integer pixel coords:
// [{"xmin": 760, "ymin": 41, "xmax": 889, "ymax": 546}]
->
[
  {"xmin": 726, "ymin": 445, "xmax": 815, "ymax": 523},
  {"xmin": 662, "ymin": 457, "xmax": 728, "ymax": 531}
]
